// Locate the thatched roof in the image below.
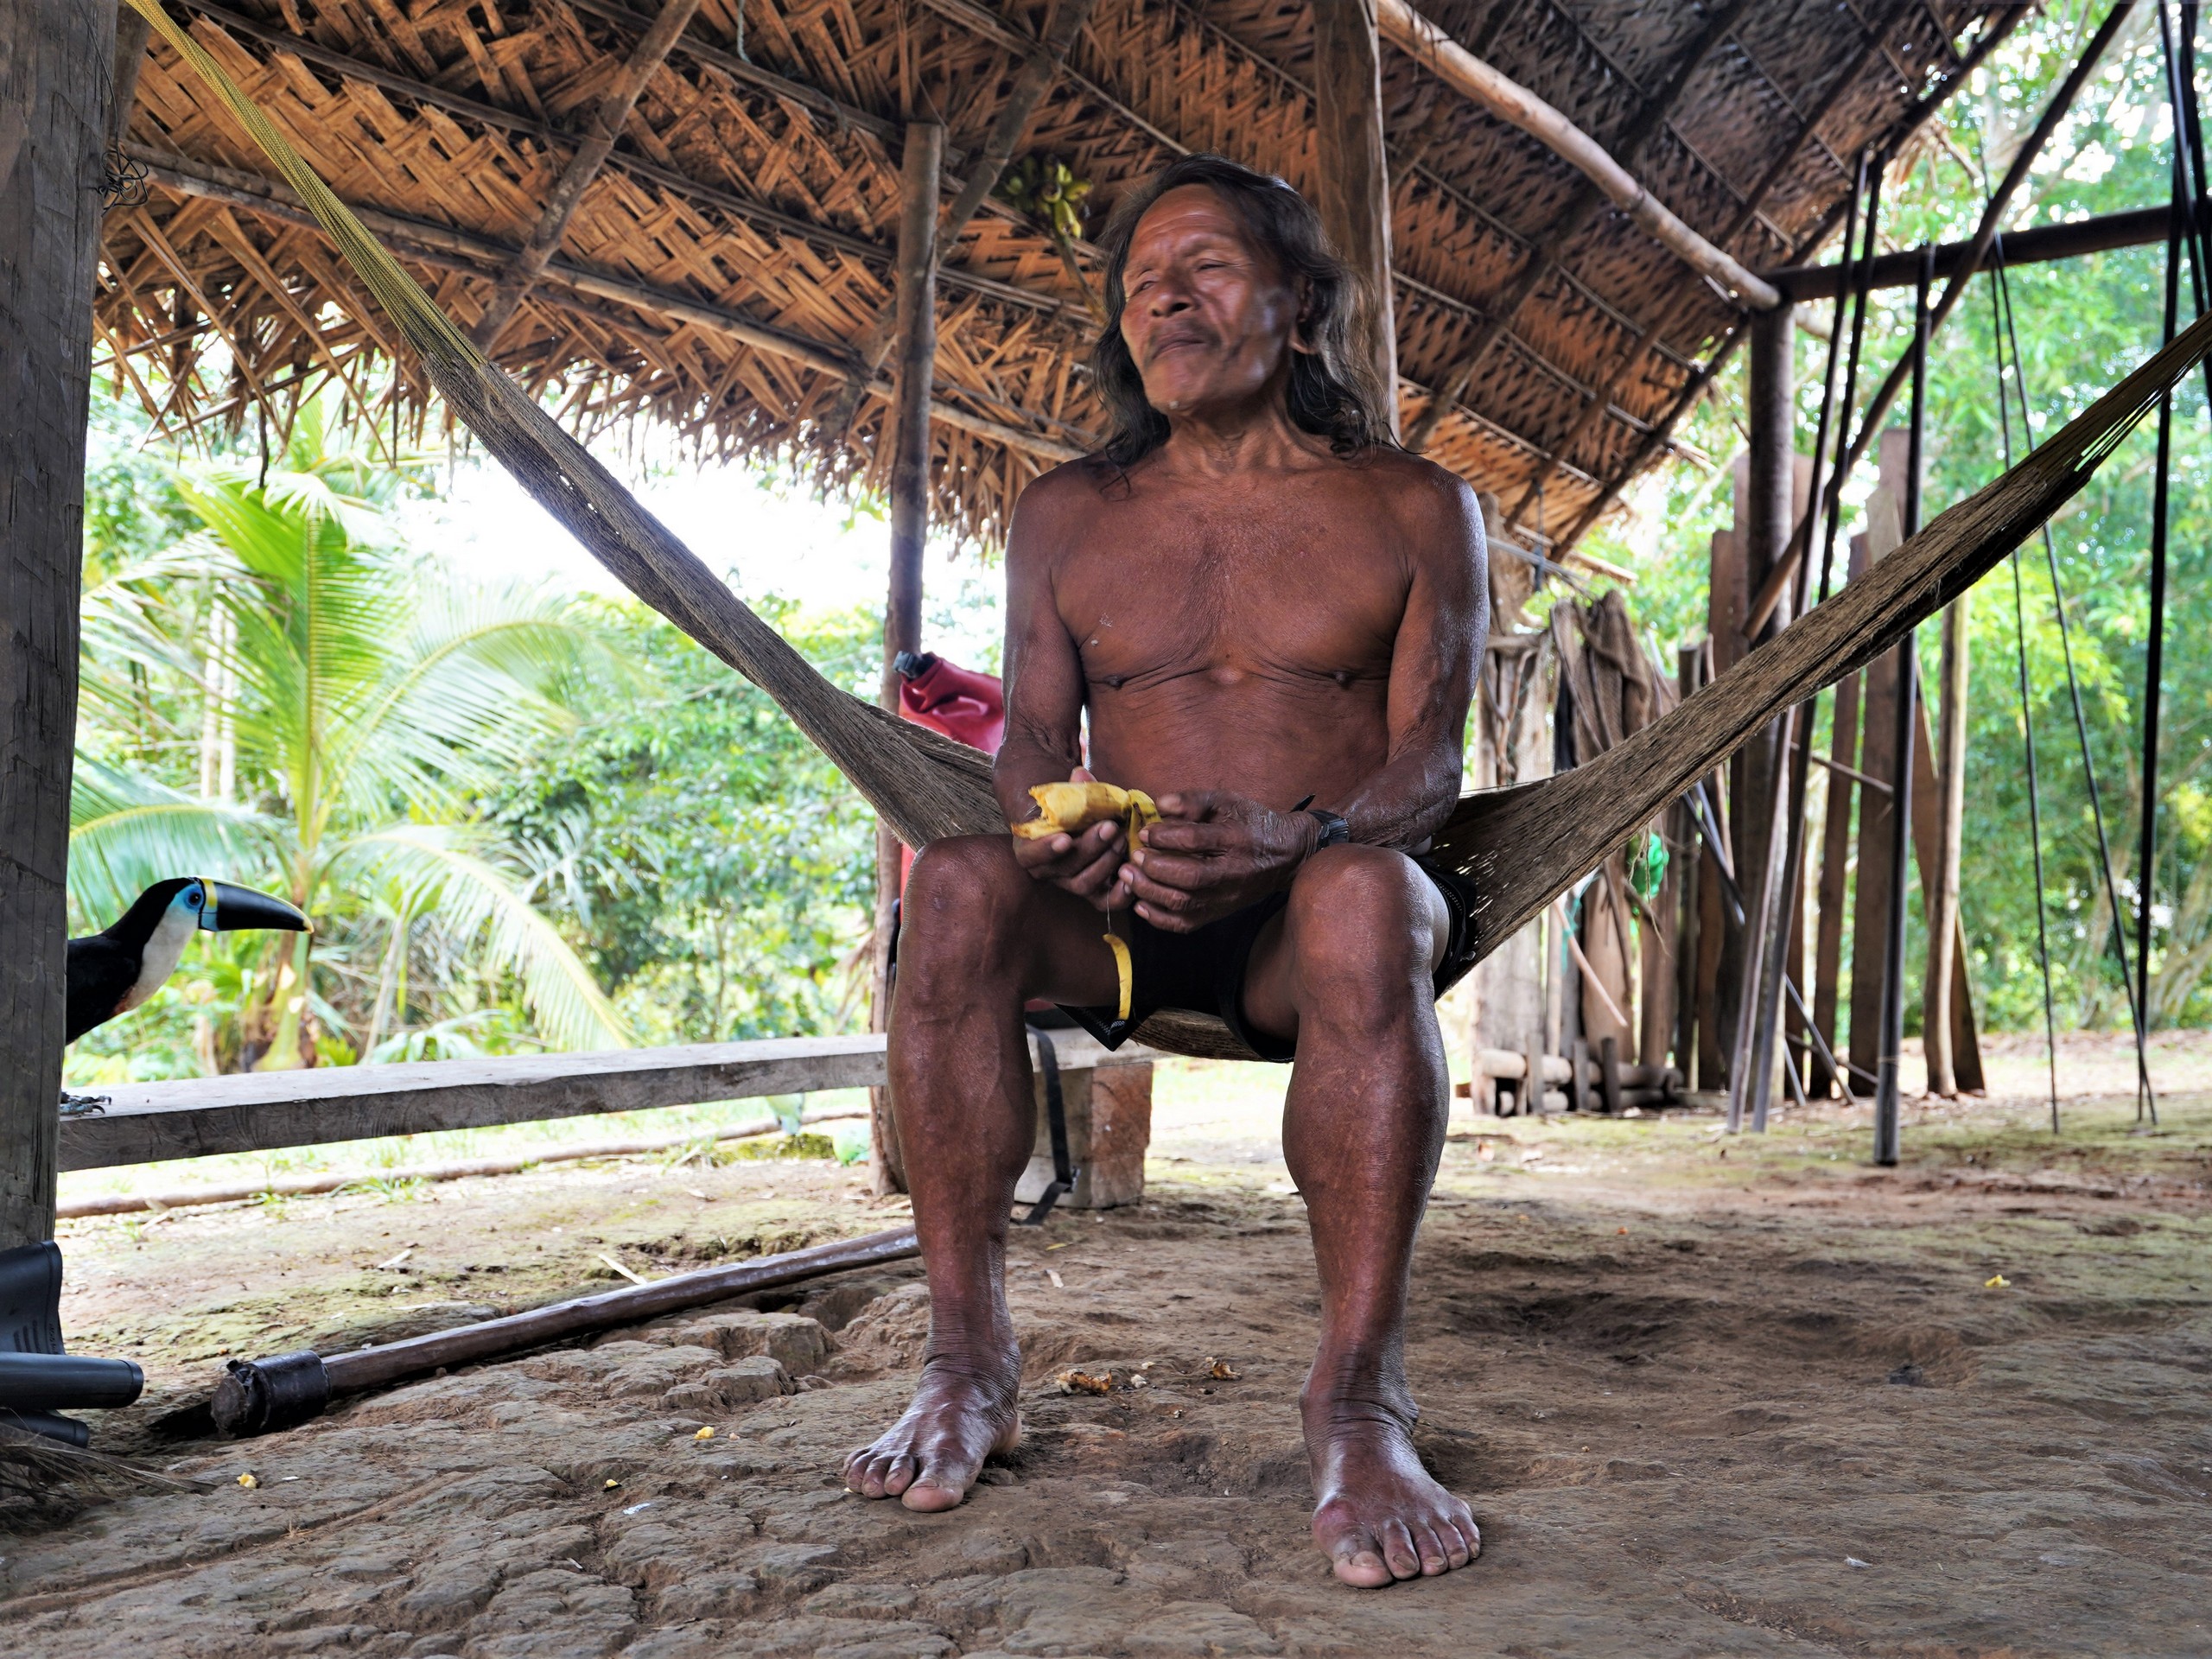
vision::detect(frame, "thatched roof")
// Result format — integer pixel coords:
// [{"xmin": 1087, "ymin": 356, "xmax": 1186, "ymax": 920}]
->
[{"xmin": 100, "ymin": 0, "xmax": 2008, "ymax": 554}]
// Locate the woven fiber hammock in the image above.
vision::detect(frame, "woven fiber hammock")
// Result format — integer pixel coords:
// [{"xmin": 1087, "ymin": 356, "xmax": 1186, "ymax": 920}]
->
[{"xmin": 129, "ymin": 0, "xmax": 2212, "ymax": 1063}]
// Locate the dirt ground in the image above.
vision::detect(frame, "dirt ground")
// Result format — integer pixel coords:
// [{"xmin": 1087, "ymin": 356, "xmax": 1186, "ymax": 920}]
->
[{"xmin": 5, "ymin": 1040, "xmax": 2211, "ymax": 1657}]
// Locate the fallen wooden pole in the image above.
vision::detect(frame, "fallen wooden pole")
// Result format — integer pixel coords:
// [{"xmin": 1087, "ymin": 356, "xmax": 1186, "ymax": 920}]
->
[{"xmin": 210, "ymin": 1226, "xmax": 920, "ymax": 1436}]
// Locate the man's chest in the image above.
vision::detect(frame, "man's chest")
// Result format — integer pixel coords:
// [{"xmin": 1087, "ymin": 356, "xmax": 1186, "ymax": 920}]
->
[{"xmin": 1054, "ymin": 494, "xmax": 1407, "ymax": 686}]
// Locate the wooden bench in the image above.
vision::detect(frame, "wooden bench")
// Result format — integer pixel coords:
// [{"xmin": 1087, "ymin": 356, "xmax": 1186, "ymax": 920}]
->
[{"xmin": 60, "ymin": 1032, "xmax": 1159, "ymax": 1211}]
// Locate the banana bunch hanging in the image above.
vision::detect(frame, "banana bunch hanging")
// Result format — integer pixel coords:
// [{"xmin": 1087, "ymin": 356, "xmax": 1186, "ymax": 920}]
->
[{"xmin": 1012, "ymin": 781, "xmax": 1160, "ymax": 1020}]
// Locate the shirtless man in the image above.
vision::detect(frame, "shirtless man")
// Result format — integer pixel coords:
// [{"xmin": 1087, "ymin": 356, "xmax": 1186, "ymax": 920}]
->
[{"xmin": 844, "ymin": 154, "xmax": 1491, "ymax": 1588}]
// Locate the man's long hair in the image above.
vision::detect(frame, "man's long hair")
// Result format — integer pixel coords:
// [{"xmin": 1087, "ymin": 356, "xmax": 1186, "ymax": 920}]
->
[{"xmin": 1088, "ymin": 155, "xmax": 1395, "ymax": 467}]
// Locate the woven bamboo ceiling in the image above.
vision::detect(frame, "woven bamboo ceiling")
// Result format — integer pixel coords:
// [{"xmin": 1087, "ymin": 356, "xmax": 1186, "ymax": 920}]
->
[{"xmin": 101, "ymin": 0, "xmax": 2006, "ymax": 552}]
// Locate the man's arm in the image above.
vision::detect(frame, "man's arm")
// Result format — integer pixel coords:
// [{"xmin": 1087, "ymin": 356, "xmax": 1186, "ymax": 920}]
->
[
  {"xmin": 995, "ymin": 471, "xmax": 1133, "ymax": 906},
  {"xmin": 1122, "ymin": 467, "xmax": 1487, "ymax": 931},
  {"xmin": 1334, "ymin": 469, "xmax": 1490, "ymax": 849}
]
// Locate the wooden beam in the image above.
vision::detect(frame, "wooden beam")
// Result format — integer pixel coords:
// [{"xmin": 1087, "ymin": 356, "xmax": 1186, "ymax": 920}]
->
[
  {"xmin": 1312, "ymin": 0, "xmax": 1398, "ymax": 433},
  {"xmin": 60, "ymin": 1031, "xmax": 1147, "ymax": 1171},
  {"xmin": 110, "ymin": 4, "xmax": 153, "ymax": 151},
  {"xmin": 1374, "ymin": 0, "xmax": 1779, "ymax": 310},
  {"xmin": 1398, "ymin": 0, "xmax": 1758, "ymax": 454},
  {"xmin": 129, "ymin": 151, "xmax": 1090, "ymax": 461},
  {"xmin": 1767, "ymin": 204, "xmax": 2180, "ymax": 301},
  {"xmin": 825, "ymin": 0, "xmax": 1101, "ymax": 439},
  {"xmin": 469, "ymin": 0, "xmax": 704, "ymax": 351},
  {"xmin": 0, "ymin": 0, "xmax": 112, "ymax": 1248}
]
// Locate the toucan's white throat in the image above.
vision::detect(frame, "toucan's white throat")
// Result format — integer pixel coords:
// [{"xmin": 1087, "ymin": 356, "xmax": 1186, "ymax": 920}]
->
[{"xmin": 121, "ymin": 903, "xmax": 199, "ymax": 1015}]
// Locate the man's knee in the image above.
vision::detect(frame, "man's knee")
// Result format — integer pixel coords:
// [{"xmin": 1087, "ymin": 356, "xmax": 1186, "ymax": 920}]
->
[
  {"xmin": 1284, "ymin": 846, "xmax": 1433, "ymax": 1001},
  {"xmin": 900, "ymin": 836, "xmax": 1028, "ymax": 981}
]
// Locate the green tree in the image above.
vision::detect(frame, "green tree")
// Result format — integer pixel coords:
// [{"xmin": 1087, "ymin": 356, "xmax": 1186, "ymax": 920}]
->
[{"xmin": 69, "ymin": 404, "xmax": 628, "ymax": 1075}]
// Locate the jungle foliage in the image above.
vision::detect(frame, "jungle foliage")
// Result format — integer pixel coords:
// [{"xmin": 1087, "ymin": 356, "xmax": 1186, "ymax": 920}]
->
[{"xmin": 1587, "ymin": 2, "xmax": 2212, "ymax": 1035}]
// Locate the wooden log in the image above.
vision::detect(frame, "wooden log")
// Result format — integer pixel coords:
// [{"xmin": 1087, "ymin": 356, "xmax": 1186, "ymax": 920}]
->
[
  {"xmin": 1924, "ymin": 590, "xmax": 1971, "ymax": 1096},
  {"xmin": 1908, "ymin": 683, "xmax": 1986, "ymax": 1094},
  {"xmin": 1847, "ymin": 437, "xmax": 1910, "ymax": 1094},
  {"xmin": 0, "ymin": 0, "xmax": 112, "ymax": 1249},
  {"xmin": 1810, "ymin": 536, "xmax": 1868, "ymax": 1094},
  {"xmin": 469, "ymin": 0, "xmax": 704, "ymax": 351},
  {"xmin": 1311, "ymin": 0, "xmax": 1398, "ymax": 432},
  {"xmin": 1371, "ymin": 0, "xmax": 1778, "ymax": 310},
  {"xmin": 870, "ymin": 120, "xmax": 944, "ymax": 1198},
  {"xmin": 1599, "ymin": 1035, "xmax": 1624, "ymax": 1116}
]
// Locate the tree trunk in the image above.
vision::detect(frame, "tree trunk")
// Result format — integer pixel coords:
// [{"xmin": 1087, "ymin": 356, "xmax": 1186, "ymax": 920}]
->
[
  {"xmin": 0, "ymin": 0, "xmax": 115, "ymax": 1249},
  {"xmin": 1923, "ymin": 594, "xmax": 1969, "ymax": 1095}
]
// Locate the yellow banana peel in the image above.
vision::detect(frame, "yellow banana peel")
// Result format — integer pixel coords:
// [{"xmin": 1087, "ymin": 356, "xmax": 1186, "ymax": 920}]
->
[
  {"xmin": 1011, "ymin": 781, "xmax": 1155, "ymax": 1020},
  {"xmin": 1012, "ymin": 781, "xmax": 1160, "ymax": 857}
]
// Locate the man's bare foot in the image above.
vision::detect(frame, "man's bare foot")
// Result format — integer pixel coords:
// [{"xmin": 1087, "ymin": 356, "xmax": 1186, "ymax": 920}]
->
[
  {"xmin": 1305, "ymin": 1389, "xmax": 1481, "ymax": 1587},
  {"xmin": 844, "ymin": 1359, "xmax": 1021, "ymax": 1512}
]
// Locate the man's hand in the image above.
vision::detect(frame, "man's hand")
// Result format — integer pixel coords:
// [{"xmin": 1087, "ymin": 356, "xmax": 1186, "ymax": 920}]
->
[
  {"xmin": 1009, "ymin": 767, "xmax": 1133, "ymax": 911},
  {"xmin": 1118, "ymin": 791, "xmax": 1319, "ymax": 933}
]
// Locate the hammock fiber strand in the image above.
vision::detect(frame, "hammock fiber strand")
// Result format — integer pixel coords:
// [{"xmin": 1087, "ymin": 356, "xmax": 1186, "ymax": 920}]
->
[{"xmin": 127, "ymin": 0, "xmax": 2212, "ymax": 1062}]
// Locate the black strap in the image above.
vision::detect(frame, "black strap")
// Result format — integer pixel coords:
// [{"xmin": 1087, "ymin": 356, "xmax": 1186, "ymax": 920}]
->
[{"xmin": 1016, "ymin": 1030, "xmax": 1079, "ymax": 1226}]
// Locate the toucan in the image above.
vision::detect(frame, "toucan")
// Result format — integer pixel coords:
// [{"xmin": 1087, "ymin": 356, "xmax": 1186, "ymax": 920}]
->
[{"xmin": 67, "ymin": 878, "xmax": 309, "ymax": 1044}]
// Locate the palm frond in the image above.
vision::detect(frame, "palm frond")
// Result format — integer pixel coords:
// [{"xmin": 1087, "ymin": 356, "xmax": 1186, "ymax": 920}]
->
[
  {"xmin": 334, "ymin": 827, "xmax": 630, "ymax": 1052},
  {"xmin": 68, "ymin": 758, "xmax": 286, "ymax": 927}
]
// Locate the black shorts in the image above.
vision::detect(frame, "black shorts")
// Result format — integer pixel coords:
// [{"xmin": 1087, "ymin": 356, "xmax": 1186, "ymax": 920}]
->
[{"xmin": 1060, "ymin": 855, "xmax": 1483, "ymax": 1063}]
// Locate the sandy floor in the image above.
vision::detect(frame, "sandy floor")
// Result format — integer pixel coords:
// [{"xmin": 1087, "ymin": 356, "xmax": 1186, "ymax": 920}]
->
[{"xmin": 5, "ymin": 1038, "xmax": 2210, "ymax": 1656}]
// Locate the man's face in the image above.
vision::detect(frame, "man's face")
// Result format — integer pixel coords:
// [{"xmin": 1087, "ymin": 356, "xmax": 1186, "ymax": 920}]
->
[{"xmin": 1118, "ymin": 185, "xmax": 1305, "ymax": 419}]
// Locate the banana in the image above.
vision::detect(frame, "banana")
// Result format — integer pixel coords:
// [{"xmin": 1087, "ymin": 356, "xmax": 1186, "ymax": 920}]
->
[
  {"xmin": 1010, "ymin": 780, "xmax": 1159, "ymax": 1021},
  {"xmin": 1011, "ymin": 781, "xmax": 1160, "ymax": 856}
]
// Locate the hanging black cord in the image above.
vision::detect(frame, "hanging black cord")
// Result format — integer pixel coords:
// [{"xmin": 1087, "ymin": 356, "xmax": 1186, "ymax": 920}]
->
[
  {"xmin": 2135, "ymin": 133, "xmax": 2184, "ymax": 1098},
  {"xmin": 1992, "ymin": 253, "xmax": 2158, "ymax": 1124},
  {"xmin": 1986, "ymin": 239, "xmax": 2063, "ymax": 1135},
  {"xmin": 1817, "ymin": 153, "xmax": 1886, "ymax": 613}
]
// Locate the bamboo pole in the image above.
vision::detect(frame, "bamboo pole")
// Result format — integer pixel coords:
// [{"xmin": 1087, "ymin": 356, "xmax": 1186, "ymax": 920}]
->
[
  {"xmin": 1373, "ymin": 0, "xmax": 1778, "ymax": 313},
  {"xmin": 1312, "ymin": 0, "xmax": 1398, "ymax": 434},
  {"xmin": 870, "ymin": 122, "xmax": 944, "ymax": 1198}
]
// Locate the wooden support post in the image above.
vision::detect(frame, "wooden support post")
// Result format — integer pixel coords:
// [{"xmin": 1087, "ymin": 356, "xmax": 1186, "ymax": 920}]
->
[
  {"xmin": 1876, "ymin": 249, "xmax": 1935, "ymax": 1166},
  {"xmin": 1672, "ymin": 645, "xmax": 1705, "ymax": 1088},
  {"xmin": 1598, "ymin": 1034, "xmax": 1623, "ymax": 1116},
  {"xmin": 1811, "ymin": 537, "xmax": 1868, "ymax": 1095},
  {"xmin": 1730, "ymin": 301, "xmax": 1796, "ymax": 1131},
  {"xmin": 1924, "ymin": 590, "xmax": 1970, "ymax": 1096},
  {"xmin": 1312, "ymin": 0, "xmax": 1398, "ymax": 434},
  {"xmin": 469, "ymin": 0, "xmax": 706, "ymax": 351},
  {"xmin": 868, "ymin": 120, "xmax": 943, "ymax": 1198},
  {"xmin": 0, "ymin": 0, "xmax": 114, "ymax": 1249}
]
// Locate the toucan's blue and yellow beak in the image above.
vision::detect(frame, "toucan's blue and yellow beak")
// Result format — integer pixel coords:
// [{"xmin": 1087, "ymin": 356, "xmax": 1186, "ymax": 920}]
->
[{"xmin": 195, "ymin": 880, "xmax": 309, "ymax": 934}]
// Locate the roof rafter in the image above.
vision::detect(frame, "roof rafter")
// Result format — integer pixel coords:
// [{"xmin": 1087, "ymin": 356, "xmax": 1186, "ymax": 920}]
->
[
  {"xmin": 1505, "ymin": 0, "xmax": 1924, "ymax": 530},
  {"xmin": 1398, "ymin": 0, "xmax": 1762, "ymax": 454},
  {"xmin": 165, "ymin": 0, "xmax": 1087, "ymax": 324}
]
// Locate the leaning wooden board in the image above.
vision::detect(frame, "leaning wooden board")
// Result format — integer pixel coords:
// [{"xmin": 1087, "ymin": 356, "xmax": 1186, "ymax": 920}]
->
[{"xmin": 60, "ymin": 1031, "xmax": 1151, "ymax": 1171}]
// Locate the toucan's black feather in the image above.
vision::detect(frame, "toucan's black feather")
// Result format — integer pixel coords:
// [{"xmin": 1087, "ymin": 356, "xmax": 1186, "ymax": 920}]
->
[{"xmin": 63, "ymin": 940, "xmax": 142, "ymax": 1046}]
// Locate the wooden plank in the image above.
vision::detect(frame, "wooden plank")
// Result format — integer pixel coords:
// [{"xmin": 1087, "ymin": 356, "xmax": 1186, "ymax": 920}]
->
[
  {"xmin": 60, "ymin": 1032, "xmax": 1154, "ymax": 1172},
  {"xmin": 1909, "ymin": 685, "xmax": 1986, "ymax": 1094},
  {"xmin": 1312, "ymin": 0, "xmax": 1398, "ymax": 432},
  {"xmin": 1, "ymin": 0, "xmax": 111, "ymax": 1247},
  {"xmin": 1810, "ymin": 531, "xmax": 1868, "ymax": 1096},
  {"xmin": 1923, "ymin": 589, "xmax": 1971, "ymax": 1096},
  {"xmin": 61, "ymin": 1038, "xmax": 892, "ymax": 1172}
]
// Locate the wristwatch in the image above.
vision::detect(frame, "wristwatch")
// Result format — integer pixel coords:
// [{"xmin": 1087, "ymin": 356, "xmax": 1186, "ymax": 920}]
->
[{"xmin": 1304, "ymin": 807, "xmax": 1352, "ymax": 850}]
